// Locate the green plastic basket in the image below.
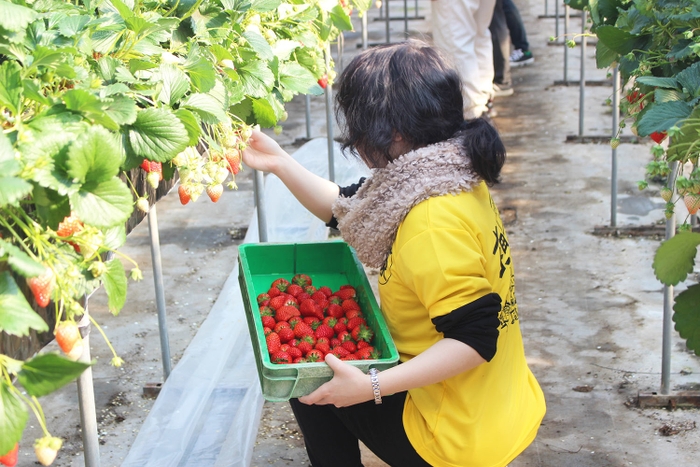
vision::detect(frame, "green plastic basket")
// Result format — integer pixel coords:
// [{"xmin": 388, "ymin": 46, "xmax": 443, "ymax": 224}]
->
[{"xmin": 238, "ymin": 240, "xmax": 399, "ymax": 401}]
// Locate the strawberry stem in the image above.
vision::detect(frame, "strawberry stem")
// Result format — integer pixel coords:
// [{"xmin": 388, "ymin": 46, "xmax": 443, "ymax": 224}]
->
[{"xmin": 88, "ymin": 314, "xmax": 122, "ymax": 364}]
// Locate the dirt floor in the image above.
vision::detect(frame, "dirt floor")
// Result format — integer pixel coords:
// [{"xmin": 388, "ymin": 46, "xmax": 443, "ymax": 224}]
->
[{"xmin": 13, "ymin": 1, "xmax": 700, "ymax": 466}]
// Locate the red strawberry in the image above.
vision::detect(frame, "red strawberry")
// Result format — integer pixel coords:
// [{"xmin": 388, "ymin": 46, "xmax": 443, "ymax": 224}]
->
[
  {"xmin": 266, "ymin": 332, "xmax": 281, "ymax": 354},
  {"xmin": 357, "ymin": 340, "xmax": 370, "ymax": 349},
  {"xmin": 268, "ymin": 287, "xmax": 282, "ymax": 298},
  {"xmin": 292, "ymin": 273, "xmax": 312, "ymax": 287},
  {"xmin": 342, "ymin": 299, "xmax": 361, "ymax": 313},
  {"xmin": 257, "ymin": 292, "xmax": 271, "ymax": 304},
  {"xmin": 297, "ymin": 339, "xmax": 313, "ymax": 356},
  {"xmin": 206, "ymin": 184, "xmax": 224, "ymax": 202},
  {"xmin": 351, "ymin": 324, "xmax": 374, "ymax": 343},
  {"xmin": 334, "ymin": 287, "xmax": 356, "ymax": 300},
  {"xmin": 304, "ymin": 285, "xmax": 317, "ymax": 295},
  {"xmin": 330, "ymin": 338, "xmax": 341, "ymax": 349},
  {"xmin": 225, "ymin": 150, "xmax": 241, "ymax": 174},
  {"xmin": 323, "ymin": 316, "xmax": 337, "ymax": 327},
  {"xmin": 311, "ymin": 291, "xmax": 327, "ymax": 303},
  {"xmin": 296, "ymin": 292, "xmax": 311, "ymax": 302},
  {"xmin": 300, "ymin": 299, "xmax": 323, "ymax": 319},
  {"xmin": 330, "ymin": 347, "xmax": 350, "ymax": 359},
  {"xmin": 278, "ymin": 327, "xmax": 295, "ymax": 343},
  {"xmin": 337, "ymin": 330, "xmax": 352, "ymax": 343},
  {"xmin": 355, "ymin": 347, "xmax": 378, "ymax": 360},
  {"xmin": 274, "ymin": 321, "xmax": 290, "ymax": 333},
  {"xmin": 303, "ymin": 317, "xmax": 321, "ymax": 328},
  {"xmin": 333, "ymin": 319, "xmax": 348, "ymax": 334},
  {"xmin": 315, "ymin": 323, "xmax": 334, "ymax": 340},
  {"xmin": 178, "ymin": 185, "xmax": 191, "ymax": 205},
  {"xmin": 140, "ymin": 160, "xmax": 163, "ymax": 178},
  {"xmin": 341, "ymin": 340, "xmax": 357, "ymax": 353},
  {"xmin": 27, "ymin": 267, "xmax": 55, "ymax": 308},
  {"xmin": 275, "ymin": 305, "xmax": 299, "ymax": 322},
  {"xmin": 263, "ymin": 327, "xmax": 272, "ymax": 336},
  {"xmin": 326, "ymin": 303, "xmax": 344, "ymax": 319},
  {"xmin": 317, "ymin": 74, "xmax": 328, "ymax": 89},
  {"xmin": 287, "ymin": 346, "xmax": 303, "ymax": 359},
  {"xmin": 261, "ymin": 315, "xmax": 276, "ymax": 329},
  {"xmin": 259, "ymin": 305, "xmax": 275, "ymax": 317},
  {"xmin": 54, "ymin": 321, "xmax": 81, "ymax": 354},
  {"xmin": 0, "ymin": 443, "xmax": 18, "ymax": 467},
  {"xmin": 271, "ymin": 278, "xmax": 290, "ymax": 292},
  {"xmin": 293, "ymin": 321, "xmax": 314, "ymax": 339},
  {"xmin": 328, "ymin": 295, "xmax": 343, "ymax": 306},
  {"xmin": 684, "ymin": 193, "xmax": 700, "ymax": 215},
  {"xmin": 317, "ymin": 286, "xmax": 332, "ymax": 297},
  {"xmin": 269, "ymin": 295, "xmax": 288, "ymax": 310},
  {"xmin": 56, "ymin": 213, "xmax": 83, "ymax": 251},
  {"xmin": 650, "ymin": 131, "xmax": 667, "ymax": 144},
  {"xmin": 315, "ymin": 340, "xmax": 331, "ymax": 355},
  {"xmin": 306, "ymin": 349, "xmax": 324, "ymax": 362},
  {"xmin": 271, "ymin": 350, "xmax": 291, "ymax": 364},
  {"xmin": 286, "ymin": 284, "xmax": 303, "ymax": 297},
  {"xmin": 293, "ymin": 357, "xmax": 306, "ymax": 363},
  {"xmin": 346, "ymin": 317, "xmax": 366, "ymax": 331},
  {"xmin": 283, "ymin": 297, "xmax": 299, "ymax": 308},
  {"xmin": 288, "ymin": 317, "xmax": 302, "ymax": 329}
]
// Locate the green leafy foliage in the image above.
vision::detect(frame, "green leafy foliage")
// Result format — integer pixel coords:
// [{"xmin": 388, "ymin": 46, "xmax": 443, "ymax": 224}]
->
[
  {"xmin": 0, "ymin": 0, "xmax": 362, "ymax": 452},
  {"xmin": 590, "ymin": 1, "xmax": 700, "ymax": 356}
]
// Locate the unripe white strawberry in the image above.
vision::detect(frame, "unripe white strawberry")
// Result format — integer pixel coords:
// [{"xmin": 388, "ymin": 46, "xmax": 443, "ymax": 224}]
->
[
  {"xmin": 609, "ymin": 138, "xmax": 620, "ymax": 149},
  {"xmin": 660, "ymin": 187, "xmax": 673, "ymax": 203},
  {"xmin": 136, "ymin": 197, "xmax": 150, "ymax": 213},
  {"xmin": 147, "ymin": 171, "xmax": 160, "ymax": 189},
  {"xmin": 34, "ymin": 436, "xmax": 62, "ymax": 466}
]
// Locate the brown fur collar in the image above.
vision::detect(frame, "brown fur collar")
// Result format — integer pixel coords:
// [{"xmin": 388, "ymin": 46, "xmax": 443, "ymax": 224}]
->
[{"xmin": 332, "ymin": 137, "xmax": 480, "ymax": 269}]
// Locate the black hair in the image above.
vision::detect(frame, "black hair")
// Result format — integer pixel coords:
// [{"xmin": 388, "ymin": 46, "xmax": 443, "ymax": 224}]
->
[{"xmin": 335, "ymin": 39, "xmax": 505, "ymax": 185}]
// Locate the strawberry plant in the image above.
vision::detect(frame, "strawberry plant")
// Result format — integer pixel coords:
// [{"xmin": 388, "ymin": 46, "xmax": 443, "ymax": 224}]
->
[
  {"xmin": 0, "ymin": 0, "xmax": 369, "ymax": 462},
  {"xmin": 569, "ymin": 0, "xmax": 700, "ymax": 354}
]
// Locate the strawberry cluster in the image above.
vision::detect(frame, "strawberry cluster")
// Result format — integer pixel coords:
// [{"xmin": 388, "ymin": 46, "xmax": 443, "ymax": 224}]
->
[{"xmin": 257, "ymin": 274, "xmax": 380, "ymax": 364}]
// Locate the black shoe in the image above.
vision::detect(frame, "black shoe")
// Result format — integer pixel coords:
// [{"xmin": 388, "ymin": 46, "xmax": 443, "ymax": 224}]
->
[{"xmin": 510, "ymin": 49, "xmax": 535, "ymax": 67}]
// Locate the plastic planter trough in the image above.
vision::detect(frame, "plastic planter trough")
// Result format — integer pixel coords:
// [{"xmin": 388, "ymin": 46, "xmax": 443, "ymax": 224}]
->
[{"xmin": 238, "ymin": 240, "xmax": 399, "ymax": 401}]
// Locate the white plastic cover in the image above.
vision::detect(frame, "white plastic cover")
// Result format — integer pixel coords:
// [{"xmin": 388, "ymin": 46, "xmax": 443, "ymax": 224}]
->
[{"xmin": 121, "ymin": 137, "xmax": 370, "ymax": 467}]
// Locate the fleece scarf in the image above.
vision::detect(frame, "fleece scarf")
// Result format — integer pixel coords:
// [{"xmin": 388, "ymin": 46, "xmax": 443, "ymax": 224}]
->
[{"xmin": 332, "ymin": 137, "xmax": 481, "ymax": 270}]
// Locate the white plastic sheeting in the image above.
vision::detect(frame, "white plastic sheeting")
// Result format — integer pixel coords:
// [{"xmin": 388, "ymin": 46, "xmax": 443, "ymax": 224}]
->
[{"xmin": 122, "ymin": 138, "xmax": 370, "ymax": 467}]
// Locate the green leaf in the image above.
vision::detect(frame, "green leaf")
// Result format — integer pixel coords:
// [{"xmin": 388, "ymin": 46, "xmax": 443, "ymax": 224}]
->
[
  {"xmin": 157, "ymin": 64, "xmax": 190, "ymax": 106},
  {"xmin": 103, "ymin": 224, "xmax": 126, "ymax": 250},
  {"xmin": 272, "ymin": 39, "xmax": 301, "ymax": 60},
  {"xmin": 103, "ymin": 258, "xmax": 127, "ymax": 314},
  {"xmin": 69, "ymin": 177, "xmax": 133, "ymax": 228},
  {"xmin": 57, "ymin": 14, "xmax": 91, "ymax": 38},
  {"xmin": 675, "ymin": 62, "xmax": 700, "ymax": 98},
  {"xmin": 594, "ymin": 25, "xmax": 648, "ymax": 55},
  {"xmin": 330, "ymin": 5, "xmax": 353, "ymax": 31},
  {"xmin": 635, "ymin": 76, "xmax": 679, "ymax": 89},
  {"xmin": 653, "ymin": 232, "xmax": 700, "ymax": 286},
  {"xmin": 17, "ymin": 353, "xmax": 91, "ymax": 397},
  {"xmin": 251, "ymin": 0, "xmax": 282, "ymax": 11},
  {"xmin": 0, "ymin": 381, "xmax": 28, "ymax": 457},
  {"xmin": 0, "ymin": 239, "xmax": 46, "ymax": 278},
  {"xmin": 0, "ymin": 61, "xmax": 22, "ymax": 115},
  {"xmin": 238, "ymin": 60, "xmax": 275, "ymax": 98},
  {"xmin": 180, "ymin": 92, "xmax": 228, "ymax": 124},
  {"xmin": 103, "ymin": 95, "xmax": 138, "ymax": 126},
  {"xmin": 0, "ymin": 177, "xmax": 32, "ymax": 207},
  {"xmin": 0, "ymin": 0, "xmax": 38, "ymax": 32},
  {"xmin": 174, "ymin": 108, "xmax": 202, "ymax": 147},
  {"xmin": 279, "ymin": 62, "xmax": 318, "ymax": 94},
  {"xmin": 184, "ymin": 55, "xmax": 216, "ymax": 93},
  {"xmin": 66, "ymin": 126, "xmax": 123, "ymax": 184},
  {"xmin": 243, "ymin": 30, "xmax": 274, "ymax": 62},
  {"xmin": 0, "ymin": 271, "xmax": 49, "ymax": 336},
  {"xmin": 22, "ymin": 78, "xmax": 51, "ymax": 106},
  {"xmin": 251, "ymin": 97, "xmax": 276, "ymax": 127},
  {"xmin": 667, "ymin": 107, "xmax": 700, "ymax": 162},
  {"xmin": 31, "ymin": 185, "xmax": 71, "ymax": 229},
  {"xmin": 637, "ymin": 101, "xmax": 693, "ymax": 136},
  {"xmin": 127, "ymin": 108, "xmax": 189, "ymax": 162},
  {"xmin": 595, "ymin": 40, "xmax": 618, "ymax": 69},
  {"xmin": 564, "ymin": 0, "xmax": 587, "ymax": 10},
  {"xmin": 673, "ymin": 284, "xmax": 700, "ymax": 356}
]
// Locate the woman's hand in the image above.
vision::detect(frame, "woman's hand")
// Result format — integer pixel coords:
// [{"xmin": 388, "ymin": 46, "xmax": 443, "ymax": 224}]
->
[
  {"xmin": 241, "ymin": 129, "xmax": 289, "ymax": 174},
  {"xmin": 298, "ymin": 354, "xmax": 375, "ymax": 407}
]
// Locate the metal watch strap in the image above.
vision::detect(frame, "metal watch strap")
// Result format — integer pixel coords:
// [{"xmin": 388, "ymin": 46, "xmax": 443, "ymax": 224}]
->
[{"xmin": 369, "ymin": 368, "xmax": 382, "ymax": 405}]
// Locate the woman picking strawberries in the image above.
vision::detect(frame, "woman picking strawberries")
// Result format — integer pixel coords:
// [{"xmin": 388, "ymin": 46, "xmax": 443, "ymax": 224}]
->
[{"xmin": 242, "ymin": 39, "xmax": 545, "ymax": 467}]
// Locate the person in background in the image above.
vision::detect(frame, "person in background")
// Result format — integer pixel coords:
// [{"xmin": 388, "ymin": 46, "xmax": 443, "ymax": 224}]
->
[
  {"xmin": 490, "ymin": 0, "xmax": 514, "ymax": 97},
  {"xmin": 430, "ymin": 0, "xmax": 497, "ymax": 119},
  {"xmin": 504, "ymin": 0, "xmax": 535, "ymax": 67},
  {"xmin": 242, "ymin": 39, "xmax": 546, "ymax": 467}
]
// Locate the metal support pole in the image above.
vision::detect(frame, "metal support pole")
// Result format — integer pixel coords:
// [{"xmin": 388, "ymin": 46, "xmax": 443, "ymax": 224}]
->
[
  {"xmin": 305, "ymin": 95, "xmax": 311, "ymax": 139},
  {"xmin": 253, "ymin": 170, "xmax": 268, "ymax": 242},
  {"xmin": 661, "ymin": 160, "xmax": 678, "ymax": 395},
  {"xmin": 578, "ymin": 9, "xmax": 587, "ymax": 137},
  {"xmin": 544, "ymin": 0, "xmax": 548, "ymax": 17},
  {"xmin": 76, "ymin": 310, "xmax": 100, "ymax": 467},
  {"xmin": 563, "ymin": 5, "xmax": 569, "ymax": 83},
  {"xmin": 610, "ymin": 66, "xmax": 620, "ymax": 227},
  {"xmin": 554, "ymin": 0, "xmax": 559, "ymax": 43},
  {"xmin": 147, "ymin": 205, "xmax": 172, "ymax": 379},
  {"xmin": 325, "ymin": 44, "xmax": 335, "ymax": 183},
  {"xmin": 337, "ymin": 33, "xmax": 345, "ymax": 73},
  {"xmin": 404, "ymin": 0, "xmax": 408, "ymax": 38}
]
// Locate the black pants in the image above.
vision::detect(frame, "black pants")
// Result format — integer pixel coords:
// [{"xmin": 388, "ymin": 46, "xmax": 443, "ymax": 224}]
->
[
  {"xmin": 489, "ymin": 0, "xmax": 512, "ymax": 86},
  {"xmin": 289, "ymin": 391, "xmax": 432, "ymax": 467}
]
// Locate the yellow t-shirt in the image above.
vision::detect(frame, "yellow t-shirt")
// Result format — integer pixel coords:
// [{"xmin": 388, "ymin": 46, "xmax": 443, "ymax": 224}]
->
[{"xmin": 378, "ymin": 181, "xmax": 546, "ymax": 467}]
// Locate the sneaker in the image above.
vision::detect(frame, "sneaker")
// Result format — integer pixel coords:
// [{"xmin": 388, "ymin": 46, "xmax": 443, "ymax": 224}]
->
[
  {"xmin": 510, "ymin": 49, "xmax": 534, "ymax": 67},
  {"xmin": 492, "ymin": 83, "xmax": 514, "ymax": 98}
]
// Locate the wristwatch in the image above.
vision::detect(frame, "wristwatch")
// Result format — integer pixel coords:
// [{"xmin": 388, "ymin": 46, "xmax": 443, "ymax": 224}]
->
[{"xmin": 368, "ymin": 368, "xmax": 382, "ymax": 405}]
